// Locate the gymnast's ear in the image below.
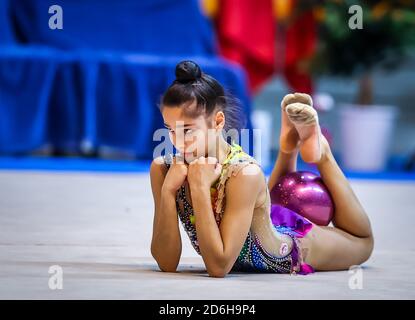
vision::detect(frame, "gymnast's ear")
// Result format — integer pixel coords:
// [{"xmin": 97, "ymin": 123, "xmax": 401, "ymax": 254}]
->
[{"xmin": 213, "ymin": 110, "xmax": 225, "ymax": 130}]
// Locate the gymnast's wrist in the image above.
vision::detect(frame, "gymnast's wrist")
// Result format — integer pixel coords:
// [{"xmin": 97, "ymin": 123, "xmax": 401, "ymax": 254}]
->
[{"xmin": 189, "ymin": 183, "xmax": 210, "ymax": 195}]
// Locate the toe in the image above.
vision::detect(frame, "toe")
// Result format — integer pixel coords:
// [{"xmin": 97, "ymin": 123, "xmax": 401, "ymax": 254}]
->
[
  {"xmin": 294, "ymin": 93, "xmax": 313, "ymax": 107},
  {"xmin": 286, "ymin": 102, "xmax": 307, "ymax": 115},
  {"xmin": 286, "ymin": 103, "xmax": 318, "ymax": 125},
  {"xmin": 281, "ymin": 93, "xmax": 297, "ymax": 110}
]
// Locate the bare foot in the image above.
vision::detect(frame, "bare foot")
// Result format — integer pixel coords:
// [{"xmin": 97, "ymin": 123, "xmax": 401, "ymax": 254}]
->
[
  {"xmin": 285, "ymin": 94, "xmax": 323, "ymax": 163},
  {"xmin": 279, "ymin": 93, "xmax": 312, "ymax": 154}
]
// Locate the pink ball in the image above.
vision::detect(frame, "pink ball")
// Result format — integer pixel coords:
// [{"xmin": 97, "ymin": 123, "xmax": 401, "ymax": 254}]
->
[{"xmin": 270, "ymin": 171, "xmax": 334, "ymax": 226}]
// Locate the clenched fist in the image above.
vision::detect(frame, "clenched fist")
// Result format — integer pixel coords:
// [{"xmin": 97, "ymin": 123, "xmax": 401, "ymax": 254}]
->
[
  {"xmin": 162, "ymin": 155, "xmax": 188, "ymax": 194},
  {"xmin": 187, "ymin": 157, "xmax": 222, "ymax": 191}
]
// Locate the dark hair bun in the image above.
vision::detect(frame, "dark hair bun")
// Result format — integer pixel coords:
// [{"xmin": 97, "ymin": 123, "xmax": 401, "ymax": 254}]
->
[{"xmin": 175, "ymin": 60, "xmax": 202, "ymax": 83}]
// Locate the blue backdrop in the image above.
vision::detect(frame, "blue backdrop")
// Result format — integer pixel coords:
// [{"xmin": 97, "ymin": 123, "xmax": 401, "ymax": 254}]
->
[
  {"xmin": 0, "ymin": 0, "xmax": 250, "ymax": 159},
  {"xmin": 0, "ymin": 0, "xmax": 252, "ymax": 158}
]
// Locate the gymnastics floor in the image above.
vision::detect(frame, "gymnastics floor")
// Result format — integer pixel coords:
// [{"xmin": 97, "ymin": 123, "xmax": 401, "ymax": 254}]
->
[{"xmin": 0, "ymin": 169, "xmax": 414, "ymax": 299}]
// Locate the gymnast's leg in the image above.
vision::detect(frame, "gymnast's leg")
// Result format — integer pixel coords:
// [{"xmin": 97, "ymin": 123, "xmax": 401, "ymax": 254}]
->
[
  {"xmin": 268, "ymin": 93, "xmax": 306, "ymax": 191},
  {"xmin": 304, "ymin": 135, "xmax": 374, "ymax": 270},
  {"xmin": 271, "ymin": 93, "xmax": 374, "ymax": 271}
]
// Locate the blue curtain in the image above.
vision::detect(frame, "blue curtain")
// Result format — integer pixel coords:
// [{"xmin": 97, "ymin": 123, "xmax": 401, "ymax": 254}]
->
[{"xmin": 0, "ymin": 0, "xmax": 252, "ymax": 158}]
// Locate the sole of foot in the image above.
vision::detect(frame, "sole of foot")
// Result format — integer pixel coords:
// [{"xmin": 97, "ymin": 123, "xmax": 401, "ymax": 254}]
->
[
  {"xmin": 285, "ymin": 100, "xmax": 322, "ymax": 164},
  {"xmin": 279, "ymin": 93, "xmax": 313, "ymax": 154}
]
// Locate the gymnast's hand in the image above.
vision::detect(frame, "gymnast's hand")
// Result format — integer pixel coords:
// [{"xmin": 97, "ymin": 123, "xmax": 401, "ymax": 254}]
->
[
  {"xmin": 162, "ymin": 155, "xmax": 188, "ymax": 194},
  {"xmin": 187, "ymin": 156, "xmax": 222, "ymax": 191}
]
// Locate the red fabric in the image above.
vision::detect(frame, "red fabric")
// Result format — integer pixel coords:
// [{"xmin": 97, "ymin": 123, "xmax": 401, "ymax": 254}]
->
[
  {"xmin": 215, "ymin": 0, "xmax": 275, "ymax": 93},
  {"xmin": 283, "ymin": 9, "xmax": 316, "ymax": 94},
  {"xmin": 215, "ymin": 0, "xmax": 316, "ymax": 95}
]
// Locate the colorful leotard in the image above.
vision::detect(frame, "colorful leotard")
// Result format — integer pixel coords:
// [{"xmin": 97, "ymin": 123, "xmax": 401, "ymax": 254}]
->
[{"xmin": 163, "ymin": 142, "xmax": 314, "ymax": 275}]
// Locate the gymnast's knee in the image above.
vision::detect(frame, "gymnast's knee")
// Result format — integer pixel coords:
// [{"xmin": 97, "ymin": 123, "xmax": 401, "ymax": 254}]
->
[{"xmin": 359, "ymin": 234, "xmax": 375, "ymax": 264}]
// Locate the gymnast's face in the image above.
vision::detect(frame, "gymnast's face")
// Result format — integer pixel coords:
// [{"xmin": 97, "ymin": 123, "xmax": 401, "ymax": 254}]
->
[{"xmin": 162, "ymin": 103, "xmax": 224, "ymax": 164}]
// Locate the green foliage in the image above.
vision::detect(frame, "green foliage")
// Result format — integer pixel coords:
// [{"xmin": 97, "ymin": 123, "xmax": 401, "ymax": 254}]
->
[{"xmin": 313, "ymin": 0, "xmax": 415, "ymax": 77}]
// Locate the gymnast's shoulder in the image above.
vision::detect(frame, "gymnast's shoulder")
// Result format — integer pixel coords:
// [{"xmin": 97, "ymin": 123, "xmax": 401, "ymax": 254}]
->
[{"xmin": 225, "ymin": 162, "xmax": 265, "ymax": 191}]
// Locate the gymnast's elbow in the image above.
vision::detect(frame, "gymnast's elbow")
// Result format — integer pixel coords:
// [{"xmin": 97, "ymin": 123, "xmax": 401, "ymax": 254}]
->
[
  {"xmin": 205, "ymin": 259, "xmax": 232, "ymax": 278},
  {"xmin": 155, "ymin": 258, "xmax": 179, "ymax": 273},
  {"xmin": 159, "ymin": 264, "xmax": 178, "ymax": 273},
  {"xmin": 207, "ymin": 268, "xmax": 227, "ymax": 278},
  {"xmin": 151, "ymin": 249, "xmax": 179, "ymax": 273}
]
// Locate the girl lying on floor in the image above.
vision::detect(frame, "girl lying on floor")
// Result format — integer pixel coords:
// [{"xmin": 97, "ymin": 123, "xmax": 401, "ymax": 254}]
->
[{"xmin": 150, "ymin": 61, "xmax": 374, "ymax": 277}]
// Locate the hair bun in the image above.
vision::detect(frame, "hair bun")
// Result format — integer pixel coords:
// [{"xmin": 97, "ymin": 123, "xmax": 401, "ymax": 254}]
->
[{"xmin": 175, "ymin": 60, "xmax": 202, "ymax": 83}]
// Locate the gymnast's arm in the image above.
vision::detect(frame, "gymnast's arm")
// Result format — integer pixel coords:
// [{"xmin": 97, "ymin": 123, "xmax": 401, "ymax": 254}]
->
[
  {"xmin": 190, "ymin": 164, "xmax": 263, "ymax": 277},
  {"xmin": 150, "ymin": 157, "xmax": 182, "ymax": 272}
]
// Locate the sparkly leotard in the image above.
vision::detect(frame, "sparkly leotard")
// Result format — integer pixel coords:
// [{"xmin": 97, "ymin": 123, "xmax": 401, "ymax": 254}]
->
[{"xmin": 163, "ymin": 142, "xmax": 314, "ymax": 275}]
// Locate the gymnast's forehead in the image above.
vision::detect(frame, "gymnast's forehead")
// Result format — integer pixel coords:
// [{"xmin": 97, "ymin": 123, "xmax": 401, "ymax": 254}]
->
[{"xmin": 162, "ymin": 105, "xmax": 207, "ymax": 129}]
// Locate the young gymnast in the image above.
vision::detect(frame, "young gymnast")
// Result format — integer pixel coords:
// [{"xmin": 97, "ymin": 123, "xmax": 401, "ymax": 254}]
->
[{"xmin": 150, "ymin": 60, "xmax": 374, "ymax": 277}]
